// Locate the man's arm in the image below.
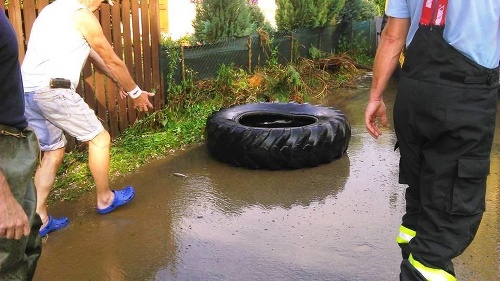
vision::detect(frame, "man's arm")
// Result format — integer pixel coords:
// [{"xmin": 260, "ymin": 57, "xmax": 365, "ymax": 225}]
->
[
  {"xmin": 88, "ymin": 49, "xmax": 130, "ymax": 99},
  {"xmin": 0, "ymin": 169, "xmax": 30, "ymax": 240},
  {"xmin": 73, "ymin": 9, "xmax": 154, "ymax": 112},
  {"xmin": 365, "ymin": 17, "xmax": 410, "ymax": 138},
  {"xmin": 88, "ymin": 49, "xmax": 118, "ymax": 83}
]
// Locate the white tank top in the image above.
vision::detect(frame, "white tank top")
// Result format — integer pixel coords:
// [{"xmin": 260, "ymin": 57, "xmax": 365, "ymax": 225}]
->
[{"xmin": 21, "ymin": 0, "xmax": 91, "ymax": 91}]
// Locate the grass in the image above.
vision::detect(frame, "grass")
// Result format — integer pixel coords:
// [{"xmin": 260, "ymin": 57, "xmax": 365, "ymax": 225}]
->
[
  {"xmin": 50, "ymin": 101, "xmax": 220, "ymax": 204},
  {"xmin": 49, "ymin": 51, "xmax": 372, "ymax": 205}
]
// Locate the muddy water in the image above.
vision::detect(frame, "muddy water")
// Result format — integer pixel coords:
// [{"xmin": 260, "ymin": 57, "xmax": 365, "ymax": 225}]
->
[{"xmin": 33, "ymin": 75, "xmax": 499, "ymax": 281}]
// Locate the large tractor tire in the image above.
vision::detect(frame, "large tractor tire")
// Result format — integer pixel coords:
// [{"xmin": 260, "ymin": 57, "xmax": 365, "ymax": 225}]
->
[{"xmin": 205, "ymin": 102, "xmax": 351, "ymax": 170}]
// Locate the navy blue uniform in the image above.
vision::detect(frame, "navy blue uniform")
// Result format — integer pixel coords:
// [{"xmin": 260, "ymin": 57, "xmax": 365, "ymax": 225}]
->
[
  {"xmin": 0, "ymin": 10, "xmax": 27, "ymax": 130},
  {"xmin": 0, "ymin": 8, "xmax": 42, "ymax": 281}
]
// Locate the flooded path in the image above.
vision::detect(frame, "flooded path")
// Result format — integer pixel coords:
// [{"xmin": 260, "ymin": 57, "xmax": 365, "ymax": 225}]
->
[{"xmin": 33, "ymin": 75, "xmax": 499, "ymax": 280}]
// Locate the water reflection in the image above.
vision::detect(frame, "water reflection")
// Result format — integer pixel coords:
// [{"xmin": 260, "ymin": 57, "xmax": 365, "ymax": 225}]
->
[
  {"xmin": 206, "ymin": 155, "xmax": 350, "ymax": 212},
  {"xmin": 152, "ymin": 127, "xmax": 404, "ymax": 280}
]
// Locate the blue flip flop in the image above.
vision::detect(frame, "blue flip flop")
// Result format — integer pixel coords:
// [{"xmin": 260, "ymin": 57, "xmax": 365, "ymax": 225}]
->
[
  {"xmin": 39, "ymin": 216, "xmax": 70, "ymax": 237},
  {"xmin": 97, "ymin": 186, "xmax": 136, "ymax": 214}
]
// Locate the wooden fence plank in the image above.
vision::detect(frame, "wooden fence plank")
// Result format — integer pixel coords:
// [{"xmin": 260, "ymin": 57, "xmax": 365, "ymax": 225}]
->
[
  {"xmin": 141, "ymin": 0, "xmax": 152, "ymax": 95},
  {"xmin": 111, "ymin": 2, "xmax": 128, "ymax": 133},
  {"xmin": 129, "ymin": 0, "xmax": 142, "ymax": 122},
  {"xmin": 83, "ymin": 65, "xmax": 97, "ymax": 116},
  {"xmin": 149, "ymin": 0, "xmax": 163, "ymax": 108},
  {"xmin": 95, "ymin": 71, "xmax": 108, "ymax": 129},
  {"xmin": 21, "ymin": 1, "xmax": 37, "ymax": 46},
  {"xmin": 7, "ymin": 1, "xmax": 25, "ymax": 61},
  {"xmin": 120, "ymin": 0, "xmax": 135, "ymax": 131},
  {"xmin": 38, "ymin": 0, "xmax": 50, "ymax": 10}
]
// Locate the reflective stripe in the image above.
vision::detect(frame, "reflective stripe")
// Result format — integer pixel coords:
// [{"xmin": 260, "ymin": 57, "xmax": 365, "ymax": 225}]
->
[
  {"xmin": 409, "ymin": 254, "xmax": 456, "ymax": 281},
  {"xmin": 399, "ymin": 51, "xmax": 405, "ymax": 67},
  {"xmin": 396, "ymin": 225, "xmax": 416, "ymax": 244}
]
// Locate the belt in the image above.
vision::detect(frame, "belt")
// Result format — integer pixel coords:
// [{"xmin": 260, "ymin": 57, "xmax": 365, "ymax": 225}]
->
[
  {"xmin": 440, "ymin": 72, "xmax": 499, "ymax": 86},
  {"xmin": 0, "ymin": 124, "xmax": 28, "ymax": 138}
]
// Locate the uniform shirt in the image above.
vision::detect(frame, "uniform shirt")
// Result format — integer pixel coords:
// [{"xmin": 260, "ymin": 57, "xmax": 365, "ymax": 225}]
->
[
  {"xmin": 21, "ymin": 0, "xmax": 91, "ymax": 91},
  {"xmin": 386, "ymin": 0, "xmax": 500, "ymax": 69},
  {"xmin": 0, "ymin": 9, "xmax": 27, "ymax": 130}
]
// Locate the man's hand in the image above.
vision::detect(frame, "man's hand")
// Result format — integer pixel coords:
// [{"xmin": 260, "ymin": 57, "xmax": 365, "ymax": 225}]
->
[
  {"xmin": 365, "ymin": 99, "xmax": 388, "ymax": 139},
  {"xmin": 118, "ymin": 88, "xmax": 128, "ymax": 99},
  {"xmin": 0, "ymin": 175, "xmax": 30, "ymax": 240},
  {"xmin": 132, "ymin": 91, "xmax": 155, "ymax": 112}
]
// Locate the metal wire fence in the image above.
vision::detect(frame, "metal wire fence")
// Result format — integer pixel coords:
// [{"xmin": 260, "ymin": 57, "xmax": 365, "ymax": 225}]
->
[{"xmin": 163, "ymin": 19, "xmax": 378, "ymax": 85}]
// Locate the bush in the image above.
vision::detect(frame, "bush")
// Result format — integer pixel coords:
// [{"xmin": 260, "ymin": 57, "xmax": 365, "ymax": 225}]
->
[
  {"xmin": 373, "ymin": 0, "xmax": 385, "ymax": 15},
  {"xmin": 192, "ymin": 0, "xmax": 270, "ymax": 43},
  {"xmin": 275, "ymin": 0, "xmax": 346, "ymax": 32},
  {"xmin": 338, "ymin": 0, "xmax": 380, "ymax": 23}
]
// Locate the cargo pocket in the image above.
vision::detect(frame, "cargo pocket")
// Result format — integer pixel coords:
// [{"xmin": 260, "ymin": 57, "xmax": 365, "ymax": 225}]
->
[{"xmin": 450, "ymin": 158, "xmax": 489, "ymax": 215}]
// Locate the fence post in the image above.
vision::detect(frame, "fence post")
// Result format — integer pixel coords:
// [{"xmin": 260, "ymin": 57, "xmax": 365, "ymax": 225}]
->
[
  {"xmin": 318, "ymin": 28, "xmax": 322, "ymax": 52},
  {"xmin": 181, "ymin": 46, "xmax": 186, "ymax": 83},
  {"xmin": 248, "ymin": 36, "xmax": 252, "ymax": 73}
]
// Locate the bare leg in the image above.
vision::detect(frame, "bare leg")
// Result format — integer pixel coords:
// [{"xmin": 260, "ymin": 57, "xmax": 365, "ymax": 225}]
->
[
  {"xmin": 87, "ymin": 130, "xmax": 115, "ymax": 209},
  {"xmin": 35, "ymin": 148, "xmax": 65, "ymax": 228}
]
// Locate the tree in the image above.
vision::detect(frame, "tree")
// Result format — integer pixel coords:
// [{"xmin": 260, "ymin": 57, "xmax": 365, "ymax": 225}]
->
[
  {"xmin": 275, "ymin": 0, "xmax": 346, "ymax": 32},
  {"xmin": 373, "ymin": 0, "xmax": 385, "ymax": 15},
  {"xmin": 338, "ymin": 0, "xmax": 380, "ymax": 23},
  {"xmin": 193, "ymin": 0, "xmax": 261, "ymax": 44}
]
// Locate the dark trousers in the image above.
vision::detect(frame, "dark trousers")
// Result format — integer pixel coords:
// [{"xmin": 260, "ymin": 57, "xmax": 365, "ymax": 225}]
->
[
  {"xmin": 0, "ymin": 128, "xmax": 42, "ymax": 280},
  {"xmin": 393, "ymin": 76, "xmax": 497, "ymax": 279}
]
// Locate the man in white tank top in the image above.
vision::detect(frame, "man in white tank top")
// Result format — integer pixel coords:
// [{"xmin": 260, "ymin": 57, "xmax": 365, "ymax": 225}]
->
[{"xmin": 21, "ymin": 0, "xmax": 155, "ymax": 237}]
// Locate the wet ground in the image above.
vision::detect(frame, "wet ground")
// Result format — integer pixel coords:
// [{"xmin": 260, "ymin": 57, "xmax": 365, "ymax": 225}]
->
[{"xmin": 33, "ymin": 75, "xmax": 499, "ymax": 281}]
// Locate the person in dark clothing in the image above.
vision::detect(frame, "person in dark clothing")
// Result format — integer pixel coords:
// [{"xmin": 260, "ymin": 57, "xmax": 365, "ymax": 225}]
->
[
  {"xmin": 0, "ymin": 8, "xmax": 42, "ymax": 280},
  {"xmin": 365, "ymin": 0, "xmax": 500, "ymax": 280}
]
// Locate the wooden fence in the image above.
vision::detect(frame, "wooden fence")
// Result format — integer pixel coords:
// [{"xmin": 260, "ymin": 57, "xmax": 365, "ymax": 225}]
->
[{"xmin": 2, "ymin": 0, "xmax": 164, "ymax": 139}]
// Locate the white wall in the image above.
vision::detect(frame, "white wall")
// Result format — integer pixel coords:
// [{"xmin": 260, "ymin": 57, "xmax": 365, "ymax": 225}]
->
[
  {"xmin": 165, "ymin": 0, "xmax": 276, "ymax": 40},
  {"xmin": 166, "ymin": 1, "xmax": 197, "ymax": 40},
  {"xmin": 257, "ymin": 0, "xmax": 276, "ymax": 28}
]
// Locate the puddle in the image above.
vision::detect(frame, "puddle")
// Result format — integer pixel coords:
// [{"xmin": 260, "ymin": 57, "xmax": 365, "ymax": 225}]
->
[{"xmin": 33, "ymin": 75, "xmax": 500, "ymax": 281}]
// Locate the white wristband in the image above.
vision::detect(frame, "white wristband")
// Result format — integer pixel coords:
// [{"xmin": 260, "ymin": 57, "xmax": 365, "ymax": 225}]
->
[{"xmin": 127, "ymin": 86, "xmax": 142, "ymax": 99}]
